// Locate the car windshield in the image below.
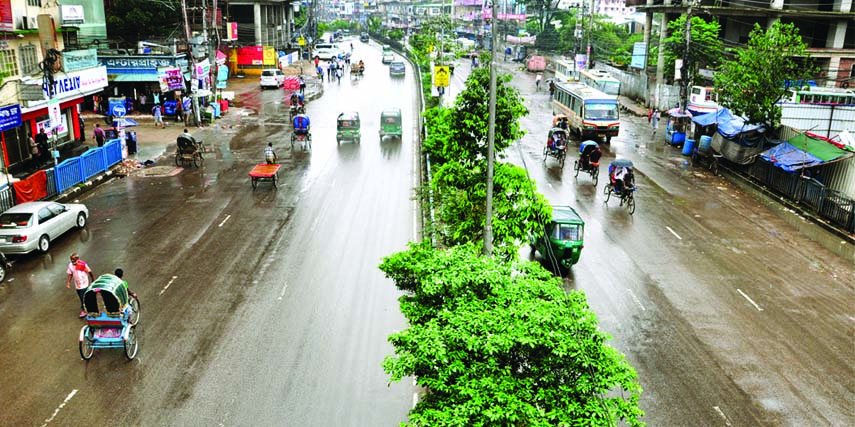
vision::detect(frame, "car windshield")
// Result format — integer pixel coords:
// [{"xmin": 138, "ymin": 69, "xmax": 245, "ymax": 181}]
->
[
  {"xmin": 0, "ymin": 213, "xmax": 33, "ymax": 228},
  {"xmin": 262, "ymin": 71, "xmax": 274, "ymax": 77}
]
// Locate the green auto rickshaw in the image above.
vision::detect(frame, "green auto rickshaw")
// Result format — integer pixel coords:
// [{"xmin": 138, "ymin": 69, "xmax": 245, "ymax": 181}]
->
[
  {"xmin": 379, "ymin": 108, "xmax": 402, "ymax": 140},
  {"xmin": 336, "ymin": 112, "xmax": 361, "ymax": 144},
  {"xmin": 530, "ymin": 205, "xmax": 585, "ymax": 270}
]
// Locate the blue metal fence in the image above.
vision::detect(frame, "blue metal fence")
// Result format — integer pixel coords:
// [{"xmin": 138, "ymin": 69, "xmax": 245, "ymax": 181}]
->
[{"xmin": 55, "ymin": 139, "xmax": 122, "ymax": 193}]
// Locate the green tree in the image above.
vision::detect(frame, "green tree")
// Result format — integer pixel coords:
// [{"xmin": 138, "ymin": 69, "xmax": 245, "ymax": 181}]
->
[
  {"xmin": 389, "ymin": 29, "xmax": 405, "ymax": 42},
  {"xmin": 662, "ymin": 16, "xmax": 722, "ymax": 84},
  {"xmin": 105, "ymin": 0, "xmax": 179, "ymax": 46},
  {"xmin": 524, "ymin": 0, "xmax": 561, "ymax": 34},
  {"xmin": 379, "ymin": 243, "xmax": 646, "ymax": 426},
  {"xmin": 431, "ymin": 161, "xmax": 551, "ymax": 259},
  {"xmin": 367, "ymin": 16, "xmax": 382, "ymax": 33},
  {"xmin": 714, "ymin": 21, "xmax": 816, "ymax": 126},
  {"xmin": 446, "ymin": 68, "xmax": 528, "ymax": 163}
]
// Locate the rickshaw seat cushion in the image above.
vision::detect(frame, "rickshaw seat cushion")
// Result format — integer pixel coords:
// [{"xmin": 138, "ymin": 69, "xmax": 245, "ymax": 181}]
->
[
  {"xmin": 86, "ymin": 317, "xmax": 124, "ymax": 327},
  {"xmin": 590, "ymin": 162, "xmax": 599, "ymax": 167}
]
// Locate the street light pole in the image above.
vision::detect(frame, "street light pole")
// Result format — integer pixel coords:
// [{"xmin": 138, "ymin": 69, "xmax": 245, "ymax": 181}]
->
[{"xmin": 484, "ymin": 0, "xmax": 497, "ymax": 256}]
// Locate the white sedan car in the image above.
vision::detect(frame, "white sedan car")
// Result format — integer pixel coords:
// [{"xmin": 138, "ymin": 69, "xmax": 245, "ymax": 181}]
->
[{"xmin": 0, "ymin": 202, "xmax": 89, "ymax": 254}]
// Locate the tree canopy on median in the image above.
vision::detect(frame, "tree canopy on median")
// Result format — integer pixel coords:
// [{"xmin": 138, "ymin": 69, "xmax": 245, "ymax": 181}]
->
[{"xmin": 379, "ymin": 243, "xmax": 646, "ymax": 426}]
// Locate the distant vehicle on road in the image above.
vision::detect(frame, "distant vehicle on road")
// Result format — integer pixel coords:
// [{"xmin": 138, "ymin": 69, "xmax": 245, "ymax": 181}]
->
[
  {"xmin": 0, "ymin": 202, "xmax": 89, "ymax": 254},
  {"xmin": 389, "ymin": 61, "xmax": 405, "ymax": 76},
  {"xmin": 382, "ymin": 52, "xmax": 394, "ymax": 64},
  {"xmin": 552, "ymin": 81, "xmax": 620, "ymax": 143},
  {"xmin": 360, "ymin": 32, "xmax": 369, "ymax": 42},
  {"xmin": 579, "ymin": 69, "xmax": 621, "ymax": 97},
  {"xmin": 314, "ymin": 43, "xmax": 344, "ymax": 60},
  {"xmin": 259, "ymin": 69, "xmax": 285, "ymax": 89}
]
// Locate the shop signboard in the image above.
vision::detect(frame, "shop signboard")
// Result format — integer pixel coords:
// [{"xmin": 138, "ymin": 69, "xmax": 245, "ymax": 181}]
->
[
  {"xmin": 0, "ymin": 0, "xmax": 13, "ymax": 32},
  {"xmin": 42, "ymin": 66, "xmax": 108, "ymax": 100},
  {"xmin": 0, "ymin": 103, "xmax": 21, "ymax": 131},
  {"xmin": 60, "ymin": 5, "xmax": 85, "ymax": 25},
  {"xmin": 630, "ymin": 42, "xmax": 646, "ymax": 69},
  {"xmin": 62, "ymin": 48, "xmax": 98, "ymax": 72}
]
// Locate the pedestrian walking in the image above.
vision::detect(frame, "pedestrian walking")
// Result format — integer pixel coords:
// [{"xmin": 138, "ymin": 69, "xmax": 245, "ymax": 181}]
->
[
  {"xmin": 548, "ymin": 80, "xmax": 555, "ymax": 98},
  {"xmin": 314, "ymin": 55, "xmax": 320, "ymax": 68},
  {"xmin": 92, "ymin": 123, "xmax": 106, "ymax": 147},
  {"xmin": 176, "ymin": 100, "xmax": 185, "ymax": 126},
  {"xmin": 299, "ymin": 76, "xmax": 306, "ymax": 94},
  {"xmin": 504, "ymin": 46, "xmax": 512, "ymax": 61},
  {"xmin": 66, "ymin": 253, "xmax": 95, "ymax": 318},
  {"xmin": 327, "ymin": 62, "xmax": 334, "ymax": 81},
  {"xmin": 152, "ymin": 104, "xmax": 165, "ymax": 128},
  {"xmin": 535, "ymin": 73, "xmax": 543, "ymax": 91},
  {"xmin": 651, "ymin": 110, "xmax": 661, "ymax": 138}
]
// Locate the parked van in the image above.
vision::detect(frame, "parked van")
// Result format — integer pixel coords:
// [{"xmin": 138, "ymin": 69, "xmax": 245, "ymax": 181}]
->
[
  {"xmin": 259, "ymin": 69, "xmax": 285, "ymax": 89},
  {"xmin": 314, "ymin": 43, "xmax": 343, "ymax": 60}
]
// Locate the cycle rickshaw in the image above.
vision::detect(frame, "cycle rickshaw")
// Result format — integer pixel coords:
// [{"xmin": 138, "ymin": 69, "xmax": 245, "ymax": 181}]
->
[
  {"xmin": 529, "ymin": 205, "xmax": 586, "ymax": 272},
  {"xmin": 603, "ymin": 159, "xmax": 637, "ymax": 214},
  {"xmin": 175, "ymin": 135, "xmax": 204, "ymax": 167},
  {"xmin": 79, "ymin": 274, "xmax": 140, "ymax": 360},
  {"xmin": 574, "ymin": 140, "xmax": 602, "ymax": 186},
  {"xmin": 543, "ymin": 127, "xmax": 568, "ymax": 168},
  {"xmin": 291, "ymin": 114, "xmax": 312, "ymax": 151}
]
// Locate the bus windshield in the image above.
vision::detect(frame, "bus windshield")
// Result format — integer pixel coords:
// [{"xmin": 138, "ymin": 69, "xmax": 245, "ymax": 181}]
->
[{"xmin": 585, "ymin": 103, "xmax": 619, "ymax": 120}]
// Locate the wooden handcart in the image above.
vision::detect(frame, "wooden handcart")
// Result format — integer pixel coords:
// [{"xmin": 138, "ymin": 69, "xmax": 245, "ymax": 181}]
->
[{"xmin": 249, "ymin": 164, "xmax": 280, "ymax": 189}]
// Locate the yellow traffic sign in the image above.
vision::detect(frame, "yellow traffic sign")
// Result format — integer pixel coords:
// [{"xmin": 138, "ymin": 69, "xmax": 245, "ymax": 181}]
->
[
  {"xmin": 298, "ymin": 36, "xmax": 306, "ymax": 46},
  {"xmin": 434, "ymin": 66, "xmax": 450, "ymax": 87}
]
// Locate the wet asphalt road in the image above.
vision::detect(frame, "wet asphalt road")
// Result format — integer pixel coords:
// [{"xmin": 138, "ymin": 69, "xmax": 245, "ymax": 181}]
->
[
  {"xmin": 0, "ymin": 39, "xmax": 416, "ymax": 426},
  {"xmin": 0, "ymin": 43, "xmax": 852, "ymax": 426}
]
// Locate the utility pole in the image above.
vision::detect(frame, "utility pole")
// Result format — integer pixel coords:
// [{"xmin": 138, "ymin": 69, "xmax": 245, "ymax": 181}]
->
[
  {"xmin": 210, "ymin": 0, "xmax": 220, "ymax": 102},
  {"xmin": 679, "ymin": 0, "xmax": 700, "ymax": 114},
  {"xmin": 587, "ymin": 0, "xmax": 595, "ymax": 68},
  {"xmin": 182, "ymin": 0, "xmax": 201, "ymax": 126},
  {"xmin": 484, "ymin": 0, "xmax": 497, "ymax": 256}
]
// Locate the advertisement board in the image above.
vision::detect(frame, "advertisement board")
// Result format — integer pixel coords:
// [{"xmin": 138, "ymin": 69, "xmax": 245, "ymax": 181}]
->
[
  {"xmin": 630, "ymin": 42, "xmax": 647, "ymax": 69},
  {"xmin": 236, "ymin": 46, "xmax": 264, "ymax": 66},
  {"xmin": 0, "ymin": 104, "xmax": 21, "ymax": 132},
  {"xmin": 0, "ymin": 0, "xmax": 12, "ymax": 32}
]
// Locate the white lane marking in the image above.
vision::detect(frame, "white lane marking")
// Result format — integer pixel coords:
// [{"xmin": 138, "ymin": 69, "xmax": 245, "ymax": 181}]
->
[
  {"xmin": 41, "ymin": 389, "xmax": 77, "ymax": 427},
  {"xmin": 665, "ymin": 226, "xmax": 682, "ymax": 240},
  {"xmin": 218, "ymin": 215, "xmax": 231, "ymax": 228},
  {"xmin": 309, "ymin": 217, "xmax": 320, "ymax": 233},
  {"xmin": 277, "ymin": 282, "xmax": 288, "ymax": 301},
  {"xmin": 713, "ymin": 406, "xmax": 733, "ymax": 426},
  {"xmin": 626, "ymin": 288, "xmax": 646, "ymax": 311},
  {"xmin": 412, "ymin": 392, "xmax": 419, "ymax": 409},
  {"xmin": 737, "ymin": 288, "xmax": 763, "ymax": 312},
  {"xmin": 159, "ymin": 276, "xmax": 178, "ymax": 296}
]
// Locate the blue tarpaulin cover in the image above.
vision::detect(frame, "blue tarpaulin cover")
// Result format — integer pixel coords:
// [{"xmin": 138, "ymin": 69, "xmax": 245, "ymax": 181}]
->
[
  {"xmin": 760, "ymin": 134, "xmax": 853, "ymax": 172},
  {"xmin": 692, "ymin": 108, "xmax": 765, "ymax": 140}
]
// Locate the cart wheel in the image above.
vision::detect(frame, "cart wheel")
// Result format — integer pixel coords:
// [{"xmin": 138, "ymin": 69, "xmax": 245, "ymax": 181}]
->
[
  {"xmin": 124, "ymin": 327, "xmax": 139, "ymax": 360},
  {"xmin": 79, "ymin": 327, "xmax": 94, "ymax": 360},
  {"xmin": 573, "ymin": 160, "xmax": 580, "ymax": 177},
  {"xmin": 626, "ymin": 194, "xmax": 636, "ymax": 215},
  {"xmin": 251, "ymin": 178, "xmax": 258, "ymax": 189},
  {"xmin": 592, "ymin": 166, "xmax": 599, "ymax": 187},
  {"xmin": 128, "ymin": 295, "xmax": 141, "ymax": 326},
  {"xmin": 603, "ymin": 184, "xmax": 611, "ymax": 202},
  {"xmin": 273, "ymin": 174, "xmax": 278, "ymax": 188}
]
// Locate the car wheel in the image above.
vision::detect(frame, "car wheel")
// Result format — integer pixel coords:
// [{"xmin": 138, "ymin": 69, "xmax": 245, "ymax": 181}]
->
[
  {"xmin": 0, "ymin": 263, "xmax": 5, "ymax": 282},
  {"xmin": 76, "ymin": 213, "xmax": 87, "ymax": 229},
  {"xmin": 38, "ymin": 235, "xmax": 50, "ymax": 253}
]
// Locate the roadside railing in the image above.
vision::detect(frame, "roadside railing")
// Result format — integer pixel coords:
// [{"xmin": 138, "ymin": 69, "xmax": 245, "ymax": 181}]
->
[
  {"xmin": 56, "ymin": 139, "xmax": 122, "ymax": 193},
  {"xmin": 745, "ymin": 158, "xmax": 855, "ymax": 233}
]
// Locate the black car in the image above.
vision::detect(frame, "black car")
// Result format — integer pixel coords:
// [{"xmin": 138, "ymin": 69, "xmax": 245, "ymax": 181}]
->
[{"xmin": 360, "ymin": 32, "xmax": 369, "ymax": 42}]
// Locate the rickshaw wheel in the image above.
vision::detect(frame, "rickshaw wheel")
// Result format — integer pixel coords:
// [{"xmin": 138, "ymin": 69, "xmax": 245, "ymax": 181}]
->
[
  {"xmin": 626, "ymin": 195, "xmax": 636, "ymax": 215},
  {"xmin": 290, "ymin": 134, "xmax": 296, "ymax": 150},
  {"xmin": 591, "ymin": 167, "xmax": 599, "ymax": 187},
  {"xmin": 691, "ymin": 151, "xmax": 700, "ymax": 167},
  {"xmin": 129, "ymin": 296, "xmax": 141, "ymax": 326},
  {"xmin": 603, "ymin": 184, "xmax": 611, "ymax": 202},
  {"xmin": 558, "ymin": 152, "xmax": 565, "ymax": 168},
  {"xmin": 710, "ymin": 159, "xmax": 719, "ymax": 176},
  {"xmin": 542, "ymin": 147, "xmax": 548, "ymax": 161},
  {"xmin": 80, "ymin": 328, "xmax": 94, "ymax": 360},
  {"xmin": 174, "ymin": 153, "xmax": 181, "ymax": 167},
  {"xmin": 573, "ymin": 160, "xmax": 580, "ymax": 177},
  {"xmin": 124, "ymin": 327, "xmax": 139, "ymax": 360}
]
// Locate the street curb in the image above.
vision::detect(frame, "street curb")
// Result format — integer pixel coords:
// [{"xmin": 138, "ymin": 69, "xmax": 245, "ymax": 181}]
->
[{"xmin": 53, "ymin": 168, "xmax": 120, "ymax": 204}]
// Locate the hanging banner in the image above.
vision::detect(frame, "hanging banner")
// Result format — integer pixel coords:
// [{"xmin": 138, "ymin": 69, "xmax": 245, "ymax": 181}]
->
[
  {"xmin": 158, "ymin": 67, "xmax": 185, "ymax": 91},
  {"xmin": 262, "ymin": 47, "xmax": 277, "ymax": 66},
  {"xmin": 575, "ymin": 54, "xmax": 588, "ymax": 71},
  {"xmin": 0, "ymin": 0, "xmax": 14, "ymax": 32},
  {"xmin": 226, "ymin": 22, "xmax": 238, "ymax": 41}
]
